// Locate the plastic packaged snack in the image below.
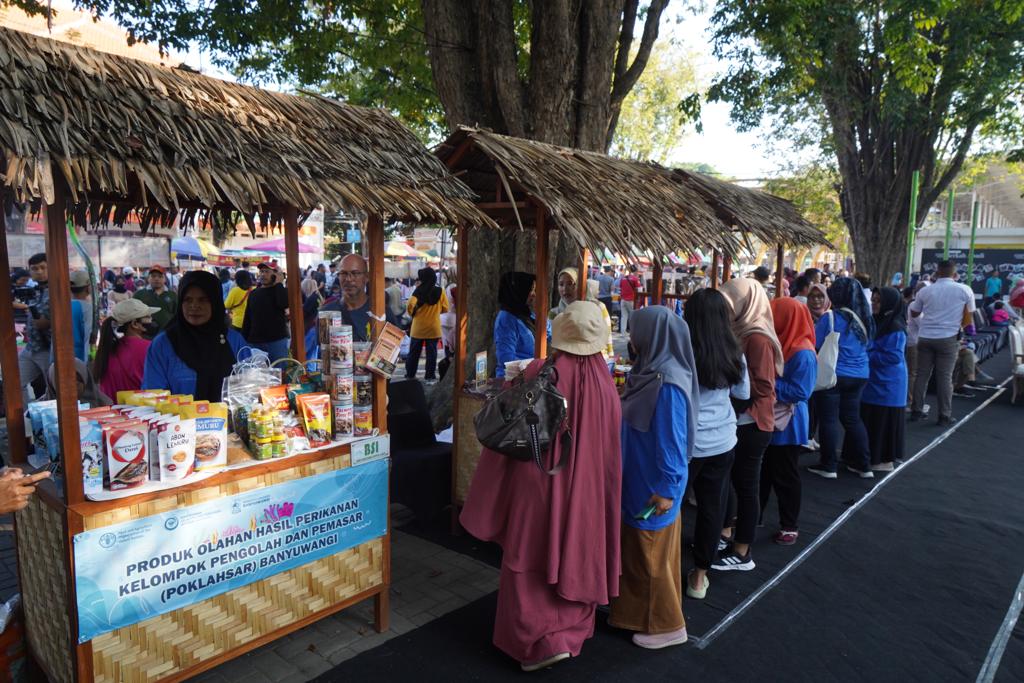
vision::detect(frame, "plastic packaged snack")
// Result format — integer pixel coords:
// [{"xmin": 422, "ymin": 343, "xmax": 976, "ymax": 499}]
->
[
  {"xmin": 296, "ymin": 393, "xmax": 332, "ymax": 448},
  {"xmin": 104, "ymin": 421, "xmax": 150, "ymax": 490},
  {"xmin": 180, "ymin": 403, "xmax": 228, "ymax": 470},
  {"xmin": 153, "ymin": 418, "xmax": 196, "ymax": 482},
  {"xmin": 260, "ymin": 385, "xmax": 290, "ymax": 413},
  {"xmin": 80, "ymin": 419, "xmax": 104, "ymax": 496}
]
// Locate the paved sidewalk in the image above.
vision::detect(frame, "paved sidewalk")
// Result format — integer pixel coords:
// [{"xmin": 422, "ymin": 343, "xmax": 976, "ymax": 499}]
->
[{"xmin": 193, "ymin": 529, "xmax": 498, "ymax": 682}]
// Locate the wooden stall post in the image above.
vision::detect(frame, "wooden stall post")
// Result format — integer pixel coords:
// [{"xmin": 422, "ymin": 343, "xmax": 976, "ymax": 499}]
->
[
  {"xmin": 652, "ymin": 260, "xmax": 664, "ymax": 305},
  {"xmin": 722, "ymin": 254, "xmax": 733, "ymax": 282},
  {"xmin": 534, "ymin": 204, "xmax": 549, "ymax": 358},
  {"xmin": 775, "ymin": 244, "xmax": 785, "ymax": 299},
  {"xmin": 44, "ymin": 179, "xmax": 84, "ymax": 506},
  {"xmin": 710, "ymin": 250, "xmax": 720, "ymax": 289},
  {"xmin": 283, "ymin": 206, "xmax": 305, "ymax": 362},
  {"xmin": 577, "ymin": 248, "xmax": 590, "ymax": 301},
  {"xmin": 0, "ymin": 210, "xmax": 26, "ymax": 464},
  {"xmin": 365, "ymin": 212, "xmax": 390, "ymax": 633}
]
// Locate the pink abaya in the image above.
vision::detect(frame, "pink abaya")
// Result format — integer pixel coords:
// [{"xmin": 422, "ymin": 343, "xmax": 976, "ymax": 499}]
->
[{"xmin": 460, "ymin": 352, "xmax": 622, "ymax": 663}]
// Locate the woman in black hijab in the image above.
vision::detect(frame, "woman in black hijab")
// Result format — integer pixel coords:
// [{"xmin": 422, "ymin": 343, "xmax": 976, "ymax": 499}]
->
[
  {"xmin": 859, "ymin": 286, "xmax": 909, "ymax": 471},
  {"xmin": 405, "ymin": 266, "xmax": 449, "ymax": 381},
  {"xmin": 142, "ymin": 270, "xmax": 248, "ymax": 401},
  {"xmin": 494, "ymin": 272, "xmax": 538, "ymax": 378}
]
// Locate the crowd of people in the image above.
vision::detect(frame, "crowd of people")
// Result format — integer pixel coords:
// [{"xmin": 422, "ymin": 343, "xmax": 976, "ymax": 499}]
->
[{"xmin": 463, "ymin": 258, "xmax": 1018, "ymax": 671}]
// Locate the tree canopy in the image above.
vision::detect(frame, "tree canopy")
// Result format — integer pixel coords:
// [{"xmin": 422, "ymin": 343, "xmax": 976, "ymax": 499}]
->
[{"xmin": 699, "ymin": 0, "xmax": 1024, "ymax": 281}]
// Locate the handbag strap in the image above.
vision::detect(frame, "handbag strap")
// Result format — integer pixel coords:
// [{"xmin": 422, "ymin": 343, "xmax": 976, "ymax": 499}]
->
[{"xmin": 527, "ymin": 419, "xmax": 572, "ymax": 475}]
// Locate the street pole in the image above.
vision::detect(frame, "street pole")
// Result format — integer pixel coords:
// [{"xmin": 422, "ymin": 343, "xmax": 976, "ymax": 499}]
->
[
  {"xmin": 904, "ymin": 170, "xmax": 920, "ymax": 277},
  {"xmin": 944, "ymin": 187, "xmax": 954, "ymax": 259},
  {"xmin": 967, "ymin": 193, "xmax": 980, "ymax": 281}
]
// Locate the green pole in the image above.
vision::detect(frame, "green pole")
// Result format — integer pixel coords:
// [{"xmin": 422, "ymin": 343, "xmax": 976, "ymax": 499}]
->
[
  {"xmin": 943, "ymin": 187, "xmax": 954, "ymax": 258},
  {"xmin": 904, "ymin": 170, "xmax": 920, "ymax": 277},
  {"xmin": 967, "ymin": 194, "xmax": 980, "ymax": 280}
]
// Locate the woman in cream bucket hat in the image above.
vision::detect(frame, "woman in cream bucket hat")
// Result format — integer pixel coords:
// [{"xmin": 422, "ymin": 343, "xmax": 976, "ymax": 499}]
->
[
  {"xmin": 93, "ymin": 298, "xmax": 161, "ymax": 398},
  {"xmin": 460, "ymin": 299, "xmax": 622, "ymax": 672}
]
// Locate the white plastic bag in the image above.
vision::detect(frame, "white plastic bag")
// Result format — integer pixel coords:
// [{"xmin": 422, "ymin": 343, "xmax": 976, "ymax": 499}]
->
[{"xmin": 814, "ymin": 311, "xmax": 839, "ymax": 391}]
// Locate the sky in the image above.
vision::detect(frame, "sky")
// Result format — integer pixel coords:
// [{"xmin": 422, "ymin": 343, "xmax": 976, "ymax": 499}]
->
[{"xmin": 661, "ymin": 5, "xmax": 805, "ymax": 181}]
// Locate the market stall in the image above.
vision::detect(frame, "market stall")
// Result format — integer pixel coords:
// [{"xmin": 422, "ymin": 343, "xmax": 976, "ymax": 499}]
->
[
  {"xmin": 0, "ymin": 27, "xmax": 490, "ymax": 683},
  {"xmin": 434, "ymin": 127, "xmax": 744, "ymax": 513}
]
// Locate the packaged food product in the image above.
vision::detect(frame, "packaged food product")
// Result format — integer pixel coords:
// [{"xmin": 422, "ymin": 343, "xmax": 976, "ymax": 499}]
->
[
  {"xmin": 252, "ymin": 437, "xmax": 274, "ymax": 460},
  {"xmin": 353, "ymin": 375, "xmax": 372, "ymax": 407},
  {"xmin": 333, "ymin": 402, "xmax": 353, "ymax": 438},
  {"xmin": 153, "ymin": 418, "xmax": 196, "ymax": 482},
  {"xmin": 260, "ymin": 385, "xmax": 290, "ymax": 413},
  {"xmin": 117, "ymin": 389, "xmax": 170, "ymax": 406},
  {"xmin": 318, "ymin": 311, "xmax": 342, "ymax": 371},
  {"xmin": 329, "ymin": 325, "xmax": 353, "ymax": 372},
  {"xmin": 271, "ymin": 435, "xmax": 286, "ymax": 458},
  {"xmin": 180, "ymin": 403, "xmax": 228, "ymax": 470},
  {"xmin": 287, "ymin": 382, "xmax": 315, "ymax": 412},
  {"xmin": 331, "ymin": 373, "xmax": 354, "ymax": 403},
  {"xmin": 104, "ymin": 421, "xmax": 150, "ymax": 490},
  {"xmin": 353, "ymin": 406, "xmax": 373, "ymax": 437},
  {"xmin": 296, "ymin": 393, "xmax": 332, "ymax": 448},
  {"xmin": 352, "ymin": 342, "xmax": 372, "ymax": 375},
  {"xmin": 80, "ymin": 419, "xmax": 104, "ymax": 496},
  {"xmin": 365, "ymin": 323, "xmax": 406, "ymax": 378}
]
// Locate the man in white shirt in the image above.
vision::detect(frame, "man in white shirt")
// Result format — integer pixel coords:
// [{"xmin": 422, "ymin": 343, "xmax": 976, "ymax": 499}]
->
[{"xmin": 908, "ymin": 260, "xmax": 976, "ymax": 425}]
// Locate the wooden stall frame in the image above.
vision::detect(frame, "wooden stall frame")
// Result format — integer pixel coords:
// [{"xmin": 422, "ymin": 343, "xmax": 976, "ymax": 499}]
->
[
  {"xmin": 1, "ymin": 171, "xmax": 396, "ymax": 682},
  {"xmin": 775, "ymin": 244, "xmax": 785, "ymax": 299}
]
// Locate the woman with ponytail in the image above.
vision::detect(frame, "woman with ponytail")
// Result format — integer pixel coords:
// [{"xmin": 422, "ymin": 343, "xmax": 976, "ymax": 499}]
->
[{"xmin": 94, "ymin": 298, "xmax": 161, "ymax": 398}]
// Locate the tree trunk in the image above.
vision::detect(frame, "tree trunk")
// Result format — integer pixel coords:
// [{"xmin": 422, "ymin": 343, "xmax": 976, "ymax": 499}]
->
[{"xmin": 420, "ymin": 0, "xmax": 668, "ymax": 427}]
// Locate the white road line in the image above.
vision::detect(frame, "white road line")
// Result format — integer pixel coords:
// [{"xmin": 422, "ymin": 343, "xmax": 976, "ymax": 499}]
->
[
  {"xmin": 977, "ymin": 569, "xmax": 1024, "ymax": 683},
  {"xmin": 695, "ymin": 380, "xmax": 1011, "ymax": 650}
]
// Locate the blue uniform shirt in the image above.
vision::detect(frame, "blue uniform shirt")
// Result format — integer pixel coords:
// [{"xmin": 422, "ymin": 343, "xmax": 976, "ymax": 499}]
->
[
  {"xmin": 142, "ymin": 329, "xmax": 248, "ymax": 395},
  {"xmin": 621, "ymin": 384, "xmax": 689, "ymax": 531},
  {"xmin": 771, "ymin": 349, "xmax": 817, "ymax": 446},
  {"xmin": 494, "ymin": 310, "xmax": 536, "ymax": 377},
  {"xmin": 862, "ymin": 331, "xmax": 907, "ymax": 407},
  {"xmin": 816, "ymin": 311, "xmax": 869, "ymax": 379}
]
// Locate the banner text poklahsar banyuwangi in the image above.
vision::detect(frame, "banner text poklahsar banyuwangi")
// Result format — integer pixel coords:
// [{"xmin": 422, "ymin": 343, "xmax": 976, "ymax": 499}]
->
[{"xmin": 73, "ymin": 458, "xmax": 388, "ymax": 643}]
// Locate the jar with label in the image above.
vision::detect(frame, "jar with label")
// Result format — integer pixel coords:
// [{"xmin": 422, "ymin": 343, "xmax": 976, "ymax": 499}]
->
[
  {"xmin": 271, "ymin": 435, "xmax": 287, "ymax": 458},
  {"xmin": 353, "ymin": 406, "xmax": 373, "ymax": 437},
  {"xmin": 252, "ymin": 437, "xmax": 274, "ymax": 460},
  {"xmin": 354, "ymin": 375, "xmax": 373, "ymax": 407}
]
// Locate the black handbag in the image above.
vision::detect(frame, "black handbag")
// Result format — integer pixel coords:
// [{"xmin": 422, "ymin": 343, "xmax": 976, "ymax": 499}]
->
[{"xmin": 473, "ymin": 358, "xmax": 573, "ymax": 475}]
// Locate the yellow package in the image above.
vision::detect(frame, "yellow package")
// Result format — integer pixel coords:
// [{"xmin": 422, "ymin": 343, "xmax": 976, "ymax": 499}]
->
[
  {"xmin": 116, "ymin": 389, "xmax": 170, "ymax": 405},
  {"xmin": 180, "ymin": 402, "xmax": 228, "ymax": 470}
]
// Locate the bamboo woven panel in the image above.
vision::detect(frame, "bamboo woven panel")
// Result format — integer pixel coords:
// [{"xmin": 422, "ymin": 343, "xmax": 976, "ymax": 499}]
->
[
  {"xmin": 15, "ymin": 497, "xmax": 74, "ymax": 683},
  {"xmin": 83, "ymin": 453, "xmax": 351, "ymax": 531},
  {"xmin": 455, "ymin": 395, "xmax": 484, "ymax": 504},
  {"xmin": 90, "ymin": 538, "xmax": 384, "ymax": 683}
]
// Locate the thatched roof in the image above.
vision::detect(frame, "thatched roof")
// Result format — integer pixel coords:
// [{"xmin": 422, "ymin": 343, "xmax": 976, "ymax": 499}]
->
[
  {"xmin": 673, "ymin": 169, "xmax": 830, "ymax": 248},
  {"xmin": 0, "ymin": 26, "xmax": 493, "ymax": 229},
  {"xmin": 435, "ymin": 127, "xmax": 742, "ymax": 258}
]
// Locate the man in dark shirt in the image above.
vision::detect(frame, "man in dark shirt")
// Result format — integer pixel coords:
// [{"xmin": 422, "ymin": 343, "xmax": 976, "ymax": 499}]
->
[
  {"xmin": 242, "ymin": 262, "xmax": 290, "ymax": 361},
  {"xmin": 320, "ymin": 254, "xmax": 373, "ymax": 342},
  {"xmin": 596, "ymin": 266, "xmax": 614, "ymax": 317}
]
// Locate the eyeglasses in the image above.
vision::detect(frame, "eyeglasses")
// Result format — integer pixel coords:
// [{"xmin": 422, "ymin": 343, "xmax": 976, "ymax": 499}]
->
[{"xmin": 339, "ymin": 270, "xmax": 367, "ymax": 279}]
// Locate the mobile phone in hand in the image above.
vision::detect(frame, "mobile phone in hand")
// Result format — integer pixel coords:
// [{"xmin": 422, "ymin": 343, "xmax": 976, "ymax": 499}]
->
[{"xmin": 633, "ymin": 504, "xmax": 657, "ymax": 521}]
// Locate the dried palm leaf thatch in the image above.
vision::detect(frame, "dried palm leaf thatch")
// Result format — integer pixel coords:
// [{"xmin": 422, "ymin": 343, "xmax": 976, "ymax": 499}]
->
[
  {"xmin": 0, "ymin": 26, "xmax": 494, "ymax": 229},
  {"xmin": 673, "ymin": 169, "xmax": 831, "ymax": 248},
  {"xmin": 436, "ymin": 127, "xmax": 743, "ymax": 259}
]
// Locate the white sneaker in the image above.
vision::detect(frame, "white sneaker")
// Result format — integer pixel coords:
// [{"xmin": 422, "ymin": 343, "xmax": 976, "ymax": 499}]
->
[
  {"xmin": 807, "ymin": 466, "xmax": 837, "ymax": 479},
  {"xmin": 801, "ymin": 439, "xmax": 819, "ymax": 451},
  {"xmin": 846, "ymin": 466, "xmax": 875, "ymax": 479},
  {"xmin": 521, "ymin": 652, "xmax": 570, "ymax": 672},
  {"xmin": 870, "ymin": 462, "xmax": 894, "ymax": 472}
]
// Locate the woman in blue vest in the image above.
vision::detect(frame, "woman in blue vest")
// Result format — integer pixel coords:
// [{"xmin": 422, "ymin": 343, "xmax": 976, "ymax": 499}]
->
[
  {"xmin": 494, "ymin": 272, "xmax": 537, "ymax": 378},
  {"xmin": 861, "ymin": 287, "xmax": 908, "ymax": 472},
  {"xmin": 760, "ymin": 298, "xmax": 818, "ymax": 545}
]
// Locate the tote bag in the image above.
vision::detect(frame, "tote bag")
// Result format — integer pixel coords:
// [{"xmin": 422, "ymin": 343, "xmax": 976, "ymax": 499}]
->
[{"xmin": 814, "ymin": 310, "xmax": 839, "ymax": 391}]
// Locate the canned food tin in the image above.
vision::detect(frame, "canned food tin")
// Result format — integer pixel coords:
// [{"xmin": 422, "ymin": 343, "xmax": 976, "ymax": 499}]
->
[
  {"xmin": 333, "ymin": 402, "xmax": 354, "ymax": 438},
  {"xmin": 353, "ymin": 375, "xmax": 372, "ymax": 407},
  {"xmin": 353, "ymin": 406, "xmax": 373, "ymax": 437}
]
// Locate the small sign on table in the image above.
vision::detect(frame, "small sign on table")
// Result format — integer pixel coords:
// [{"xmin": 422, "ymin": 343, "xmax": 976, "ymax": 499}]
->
[{"xmin": 351, "ymin": 434, "xmax": 390, "ymax": 466}]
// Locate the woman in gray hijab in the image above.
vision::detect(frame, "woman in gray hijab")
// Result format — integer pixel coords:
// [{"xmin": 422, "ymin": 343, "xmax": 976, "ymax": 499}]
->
[{"xmin": 609, "ymin": 306, "xmax": 699, "ymax": 650}]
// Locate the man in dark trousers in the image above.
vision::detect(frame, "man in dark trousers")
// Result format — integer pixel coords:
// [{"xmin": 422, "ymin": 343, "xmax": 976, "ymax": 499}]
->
[{"xmin": 242, "ymin": 262, "xmax": 290, "ymax": 362}]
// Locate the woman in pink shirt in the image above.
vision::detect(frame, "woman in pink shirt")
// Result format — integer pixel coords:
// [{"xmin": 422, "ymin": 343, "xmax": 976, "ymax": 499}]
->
[{"xmin": 93, "ymin": 298, "xmax": 161, "ymax": 398}]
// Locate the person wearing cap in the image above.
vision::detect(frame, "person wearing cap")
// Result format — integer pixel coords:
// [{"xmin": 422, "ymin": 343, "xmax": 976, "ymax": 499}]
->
[
  {"xmin": 68, "ymin": 269, "xmax": 94, "ymax": 363},
  {"xmin": 121, "ymin": 266, "xmax": 137, "ymax": 292},
  {"xmin": 243, "ymin": 262, "xmax": 290, "ymax": 361},
  {"xmin": 133, "ymin": 264, "xmax": 176, "ymax": 333},
  {"xmin": 460, "ymin": 301, "xmax": 621, "ymax": 672},
  {"xmin": 92, "ymin": 298, "xmax": 161, "ymax": 398}
]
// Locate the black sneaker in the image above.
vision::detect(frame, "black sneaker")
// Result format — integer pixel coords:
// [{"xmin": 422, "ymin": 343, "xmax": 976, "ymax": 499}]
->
[
  {"xmin": 717, "ymin": 536, "xmax": 731, "ymax": 553},
  {"xmin": 937, "ymin": 416, "xmax": 958, "ymax": 427},
  {"xmin": 908, "ymin": 410, "xmax": 926, "ymax": 421},
  {"xmin": 711, "ymin": 549, "xmax": 755, "ymax": 572},
  {"xmin": 952, "ymin": 388, "xmax": 976, "ymax": 398}
]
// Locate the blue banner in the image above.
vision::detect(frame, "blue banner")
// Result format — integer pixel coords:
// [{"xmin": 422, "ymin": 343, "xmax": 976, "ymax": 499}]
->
[{"xmin": 73, "ymin": 459, "xmax": 388, "ymax": 643}]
